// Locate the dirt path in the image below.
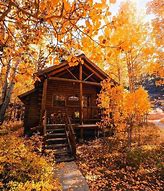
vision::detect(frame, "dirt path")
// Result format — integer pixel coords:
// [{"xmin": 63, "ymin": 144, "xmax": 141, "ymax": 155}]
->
[
  {"xmin": 55, "ymin": 162, "xmax": 89, "ymax": 191},
  {"xmin": 148, "ymin": 109, "xmax": 164, "ymax": 141},
  {"xmin": 148, "ymin": 109, "xmax": 164, "ymax": 128},
  {"xmin": 148, "ymin": 119, "xmax": 164, "ymax": 128}
]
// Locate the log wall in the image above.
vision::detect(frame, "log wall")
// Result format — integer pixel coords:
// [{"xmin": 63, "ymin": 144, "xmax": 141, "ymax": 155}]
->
[{"xmin": 45, "ymin": 79, "xmax": 100, "ymax": 122}]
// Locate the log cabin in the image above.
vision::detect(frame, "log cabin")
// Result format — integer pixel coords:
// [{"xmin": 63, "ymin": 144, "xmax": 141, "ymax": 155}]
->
[{"xmin": 19, "ymin": 54, "xmax": 112, "ymax": 161}]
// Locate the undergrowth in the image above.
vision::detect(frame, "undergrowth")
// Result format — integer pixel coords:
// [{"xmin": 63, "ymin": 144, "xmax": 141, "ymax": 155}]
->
[{"xmin": 0, "ymin": 122, "xmax": 61, "ymax": 191}]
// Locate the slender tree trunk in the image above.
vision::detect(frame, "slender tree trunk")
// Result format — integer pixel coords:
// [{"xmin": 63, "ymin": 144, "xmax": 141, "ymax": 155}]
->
[
  {"xmin": 126, "ymin": 52, "xmax": 135, "ymax": 93},
  {"xmin": 138, "ymin": 125, "xmax": 141, "ymax": 146},
  {"xmin": 127, "ymin": 126, "xmax": 132, "ymax": 149},
  {"xmin": 0, "ymin": 63, "xmax": 17, "ymax": 124},
  {"xmin": 0, "ymin": 82, "xmax": 14, "ymax": 124},
  {"xmin": 2, "ymin": 62, "xmax": 11, "ymax": 101}
]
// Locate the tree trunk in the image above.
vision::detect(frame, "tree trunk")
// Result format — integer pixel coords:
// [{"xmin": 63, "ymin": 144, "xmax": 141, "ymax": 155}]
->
[
  {"xmin": 127, "ymin": 125, "xmax": 132, "ymax": 149},
  {"xmin": 0, "ymin": 82, "xmax": 14, "ymax": 124},
  {"xmin": 2, "ymin": 62, "xmax": 11, "ymax": 101},
  {"xmin": 138, "ymin": 125, "xmax": 141, "ymax": 146},
  {"xmin": 0, "ymin": 63, "xmax": 17, "ymax": 124}
]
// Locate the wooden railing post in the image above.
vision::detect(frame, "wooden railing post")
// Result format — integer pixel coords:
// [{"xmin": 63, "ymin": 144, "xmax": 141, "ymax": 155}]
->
[
  {"xmin": 43, "ymin": 110, "xmax": 47, "ymax": 136},
  {"xmin": 64, "ymin": 112, "xmax": 76, "ymax": 158},
  {"xmin": 40, "ymin": 78, "xmax": 47, "ymax": 133},
  {"xmin": 79, "ymin": 63, "xmax": 83, "ymax": 125}
]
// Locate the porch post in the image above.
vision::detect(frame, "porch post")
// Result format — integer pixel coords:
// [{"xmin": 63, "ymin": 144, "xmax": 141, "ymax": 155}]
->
[
  {"xmin": 40, "ymin": 78, "xmax": 48, "ymax": 129},
  {"xmin": 79, "ymin": 63, "xmax": 84, "ymax": 141},
  {"xmin": 79, "ymin": 63, "xmax": 83, "ymax": 125}
]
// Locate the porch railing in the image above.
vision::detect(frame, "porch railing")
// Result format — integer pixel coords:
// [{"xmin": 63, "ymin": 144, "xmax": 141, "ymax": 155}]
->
[
  {"xmin": 43, "ymin": 110, "xmax": 47, "ymax": 136},
  {"xmin": 65, "ymin": 113, "xmax": 76, "ymax": 158}
]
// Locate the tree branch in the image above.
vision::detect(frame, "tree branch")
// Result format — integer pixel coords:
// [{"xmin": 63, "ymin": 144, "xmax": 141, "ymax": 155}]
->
[{"xmin": 0, "ymin": 2, "xmax": 12, "ymax": 21}]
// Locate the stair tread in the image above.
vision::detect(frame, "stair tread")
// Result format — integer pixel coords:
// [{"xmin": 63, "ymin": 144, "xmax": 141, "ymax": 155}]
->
[
  {"xmin": 55, "ymin": 149, "xmax": 70, "ymax": 155},
  {"xmin": 46, "ymin": 128, "xmax": 65, "ymax": 132},
  {"xmin": 45, "ymin": 143, "xmax": 68, "ymax": 148},
  {"xmin": 46, "ymin": 137, "xmax": 67, "ymax": 141},
  {"xmin": 47, "ymin": 124, "xmax": 65, "ymax": 127},
  {"xmin": 46, "ymin": 133, "xmax": 66, "ymax": 136}
]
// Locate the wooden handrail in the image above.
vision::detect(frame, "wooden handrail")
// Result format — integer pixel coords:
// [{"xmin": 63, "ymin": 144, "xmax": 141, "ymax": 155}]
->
[
  {"xmin": 43, "ymin": 110, "xmax": 47, "ymax": 136},
  {"xmin": 64, "ymin": 113, "xmax": 76, "ymax": 158}
]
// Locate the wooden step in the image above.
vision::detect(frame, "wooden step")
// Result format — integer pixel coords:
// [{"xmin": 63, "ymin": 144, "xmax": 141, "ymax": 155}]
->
[
  {"xmin": 47, "ymin": 124, "xmax": 65, "ymax": 128},
  {"xmin": 45, "ymin": 133, "xmax": 66, "ymax": 138},
  {"xmin": 46, "ymin": 137, "xmax": 67, "ymax": 142},
  {"xmin": 44, "ymin": 143, "xmax": 68, "ymax": 150},
  {"xmin": 55, "ymin": 149, "xmax": 70, "ymax": 155},
  {"xmin": 46, "ymin": 128, "xmax": 65, "ymax": 132}
]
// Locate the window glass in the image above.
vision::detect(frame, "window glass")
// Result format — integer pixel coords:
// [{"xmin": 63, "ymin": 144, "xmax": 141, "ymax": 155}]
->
[
  {"xmin": 53, "ymin": 95, "xmax": 65, "ymax": 106},
  {"xmin": 67, "ymin": 95, "xmax": 79, "ymax": 106}
]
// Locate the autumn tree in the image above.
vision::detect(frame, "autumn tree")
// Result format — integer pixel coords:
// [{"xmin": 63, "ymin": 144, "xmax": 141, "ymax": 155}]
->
[
  {"xmin": 147, "ymin": 0, "xmax": 164, "ymax": 84},
  {"xmin": 80, "ymin": 1, "xmax": 156, "ymax": 91},
  {"xmin": 107, "ymin": 2, "xmax": 154, "ymax": 92},
  {"xmin": 0, "ymin": 0, "xmax": 115, "ymax": 123},
  {"xmin": 98, "ymin": 79, "xmax": 151, "ymax": 148},
  {"xmin": 98, "ymin": 1, "xmax": 155, "ymax": 91},
  {"xmin": 93, "ymin": 1, "xmax": 153, "ymax": 148}
]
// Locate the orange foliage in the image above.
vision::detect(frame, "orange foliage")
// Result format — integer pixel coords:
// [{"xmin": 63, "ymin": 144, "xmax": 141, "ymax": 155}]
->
[
  {"xmin": 0, "ymin": 124, "xmax": 61, "ymax": 190},
  {"xmin": 0, "ymin": 0, "xmax": 113, "ymax": 101},
  {"xmin": 147, "ymin": 0, "xmax": 164, "ymax": 79},
  {"xmin": 98, "ymin": 79, "xmax": 151, "ymax": 133}
]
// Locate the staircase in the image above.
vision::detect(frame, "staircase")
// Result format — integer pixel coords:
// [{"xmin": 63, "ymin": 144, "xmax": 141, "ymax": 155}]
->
[{"xmin": 43, "ymin": 112, "xmax": 76, "ymax": 162}]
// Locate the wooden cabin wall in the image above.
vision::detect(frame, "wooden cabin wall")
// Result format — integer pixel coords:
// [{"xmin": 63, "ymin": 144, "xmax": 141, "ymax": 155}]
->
[
  {"xmin": 23, "ymin": 91, "xmax": 41, "ymax": 134},
  {"xmin": 45, "ymin": 79, "xmax": 101, "ymax": 122}
]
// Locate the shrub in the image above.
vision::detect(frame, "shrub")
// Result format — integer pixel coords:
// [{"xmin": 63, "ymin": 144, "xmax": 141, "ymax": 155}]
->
[
  {"xmin": 126, "ymin": 147, "xmax": 146, "ymax": 168},
  {"xmin": 126, "ymin": 144, "xmax": 164, "ymax": 170},
  {"xmin": 0, "ymin": 121, "xmax": 23, "ymax": 136},
  {"xmin": 0, "ymin": 134, "xmax": 61, "ymax": 191}
]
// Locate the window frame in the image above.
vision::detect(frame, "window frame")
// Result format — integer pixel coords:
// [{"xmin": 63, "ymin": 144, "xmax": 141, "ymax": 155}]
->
[
  {"xmin": 52, "ymin": 94, "xmax": 66, "ymax": 107},
  {"xmin": 67, "ymin": 95, "xmax": 80, "ymax": 107}
]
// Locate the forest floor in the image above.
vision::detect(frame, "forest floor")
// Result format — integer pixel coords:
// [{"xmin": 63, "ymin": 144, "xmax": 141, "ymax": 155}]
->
[{"xmin": 76, "ymin": 123, "xmax": 164, "ymax": 191}]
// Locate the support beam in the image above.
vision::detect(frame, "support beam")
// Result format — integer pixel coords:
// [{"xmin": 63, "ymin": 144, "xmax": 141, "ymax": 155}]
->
[
  {"xmin": 84, "ymin": 64, "xmax": 104, "ymax": 80},
  {"xmin": 84, "ymin": 73, "xmax": 94, "ymax": 81},
  {"xmin": 67, "ymin": 69, "xmax": 78, "ymax": 80},
  {"xmin": 40, "ymin": 79, "xmax": 47, "ymax": 125},
  {"xmin": 79, "ymin": 64, "xmax": 83, "ymax": 125},
  {"xmin": 82, "ymin": 70, "xmax": 97, "ymax": 82},
  {"xmin": 48, "ymin": 65, "xmax": 70, "ymax": 77},
  {"xmin": 49, "ymin": 77, "xmax": 101, "ymax": 86}
]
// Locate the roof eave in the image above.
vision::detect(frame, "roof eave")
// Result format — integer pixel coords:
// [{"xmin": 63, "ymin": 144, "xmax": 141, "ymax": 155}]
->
[{"xmin": 18, "ymin": 89, "xmax": 36, "ymax": 100}]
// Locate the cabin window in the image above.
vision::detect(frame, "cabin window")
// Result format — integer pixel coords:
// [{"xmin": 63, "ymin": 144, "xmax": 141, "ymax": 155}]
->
[
  {"xmin": 67, "ymin": 95, "xmax": 79, "ymax": 106},
  {"xmin": 53, "ymin": 95, "xmax": 66, "ymax": 107}
]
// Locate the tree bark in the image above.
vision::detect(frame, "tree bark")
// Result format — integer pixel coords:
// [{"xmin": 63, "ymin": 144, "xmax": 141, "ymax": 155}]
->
[
  {"xmin": 1, "ymin": 62, "xmax": 11, "ymax": 101},
  {"xmin": 0, "ymin": 63, "xmax": 17, "ymax": 124},
  {"xmin": 0, "ymin": 82, "xmax": 14, "ymax": 124},
  {"xmin": 127, "ymin": 124, "xmax": 132, "ymax": 150}
]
